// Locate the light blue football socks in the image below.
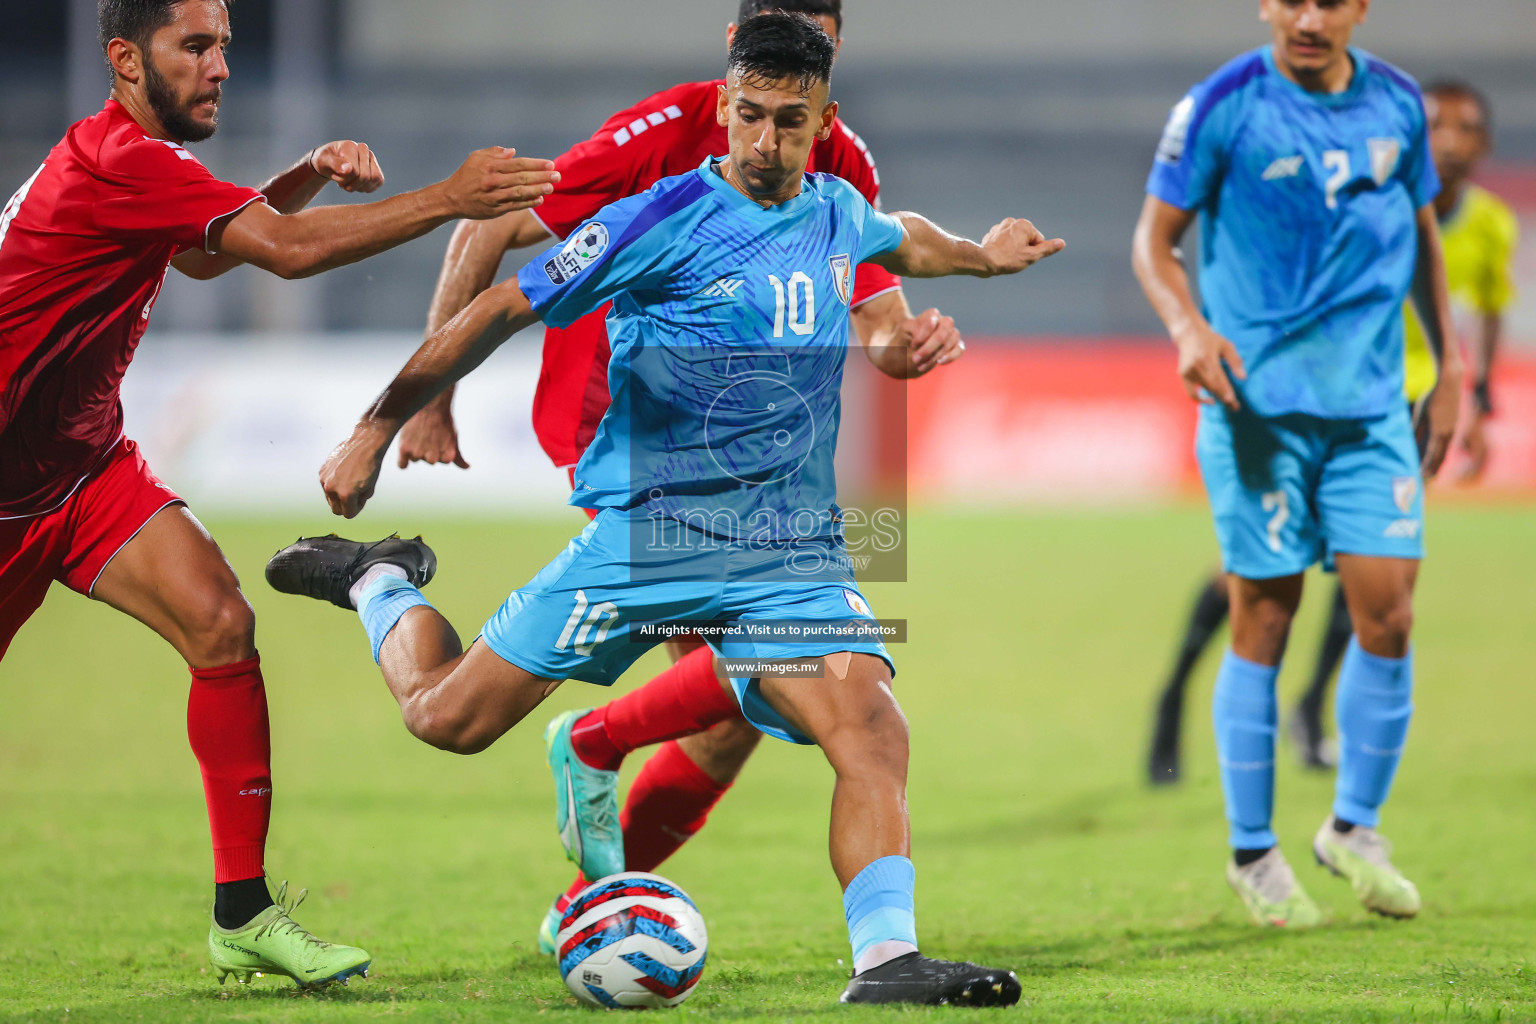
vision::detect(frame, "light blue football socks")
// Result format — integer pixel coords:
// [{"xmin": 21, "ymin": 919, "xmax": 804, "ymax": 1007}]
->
[
  {"xmin": 1333, "ymin": 639, "xmax": 1413, "ymax": 828},
  {"xmin": 843, "ymin": 855, "xmax": 919, "ymax": 974},
  {"xmin": 356, "ymin": 571, "xmax": 433, "ymax": 663},
  {"xmin": 1212, "ymin": 651, "xmax": 1279, "ymax": 850}
]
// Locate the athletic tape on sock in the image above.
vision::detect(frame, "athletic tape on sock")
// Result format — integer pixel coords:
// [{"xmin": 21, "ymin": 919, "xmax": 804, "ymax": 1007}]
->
[
  {"xmin": 358, "ymin": 575, "xmax": 432, "ymax": 663},
  {"xmin": 843, "ymin": 855, "xmax": 918, "ymax": 970}
]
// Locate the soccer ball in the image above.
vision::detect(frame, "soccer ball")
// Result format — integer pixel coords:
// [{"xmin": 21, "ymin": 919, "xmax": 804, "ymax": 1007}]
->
[{"xmin": 554, "ymin": 872, "xmax": 708, "ymax": 1009}]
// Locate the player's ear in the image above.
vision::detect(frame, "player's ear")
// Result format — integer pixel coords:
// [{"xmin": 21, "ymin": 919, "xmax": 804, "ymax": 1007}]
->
[
  {"xmin": 817, "ymin": 99, "xmax": 838, "ymax": 141},
  {"xmin": 106, "ymin": 38, "xmax": 144, "ymax": 85},
  {"xmin": 1355, "ymin": 0, "xmax": 1370, "ymax": 24},
  {"xmin": 716, "ymin": 83, "xmax": 730, "ymax": 129},
  {"xmin": 725, "ymin": 23, "xmax": 738, "ymax": 50}
]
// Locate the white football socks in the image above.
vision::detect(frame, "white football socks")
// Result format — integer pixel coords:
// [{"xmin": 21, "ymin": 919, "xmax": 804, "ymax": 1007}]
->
[
  {"xmin": 855, "ymin": 940, "xmax": 920, "ymax": 975},
  {"xmin": 348, "ymin": 562, "xmax": 408, "ymax": 609}
]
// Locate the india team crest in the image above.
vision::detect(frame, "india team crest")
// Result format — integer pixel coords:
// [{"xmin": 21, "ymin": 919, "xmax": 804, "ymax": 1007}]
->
[
  {"xmin": 1368, "ymin": 138, "xmax": 1401, "ymax": 186},
  {"xmin": 843, "ymin": 589, "xmax": 871, "ymax": 617},
  {"xmin": 1392, "ymin": 476, "xmax": 1419, "ymax": 514},
  {"xmin": 828, "ymin": 253, "xmax": 852, "ymax": 306}
]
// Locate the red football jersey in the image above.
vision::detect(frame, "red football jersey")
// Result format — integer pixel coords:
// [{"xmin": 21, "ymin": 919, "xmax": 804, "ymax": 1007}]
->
[
  {"xmin": 0, "ymin": 101, "xmax": 264, "ymax": 518},
  {"xmin": 526, "ymin": 79, "xmax": 901, "ymax": 468}
]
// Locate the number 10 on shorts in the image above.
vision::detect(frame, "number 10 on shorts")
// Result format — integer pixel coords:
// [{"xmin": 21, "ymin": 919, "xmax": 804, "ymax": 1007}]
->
[{"xmin": 557, "ymin": 590, "xmax": 619, "ymax": 656}]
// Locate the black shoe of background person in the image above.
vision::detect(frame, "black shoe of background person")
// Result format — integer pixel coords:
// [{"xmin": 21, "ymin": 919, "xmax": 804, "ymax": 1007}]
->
[{"xmin": 1286, "ymin": 705, "xmax": 1337, "ymax": 771}]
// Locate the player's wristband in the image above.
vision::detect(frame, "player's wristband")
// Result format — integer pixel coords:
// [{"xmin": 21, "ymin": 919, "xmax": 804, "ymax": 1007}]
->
[
  {"xmin": 305, "ymin": 148, "xmax": 322, "ymax": 177},
  {"xmin": 1472, "ymin": 380, "xmax": 1493, "ymax": 416}
]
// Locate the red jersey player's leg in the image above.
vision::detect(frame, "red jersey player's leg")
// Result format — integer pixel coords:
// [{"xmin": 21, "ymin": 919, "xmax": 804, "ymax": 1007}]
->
[
  {"xmin": 53, "ymin": 442, "xmax": 272, "ymax": 891},
  {"xmin": 61, "ymin": 441, "xmax": 366, "ymax": 980},
  {"xmin": 81, "ymin": 464, "xmax": 269, "ymax": 888},
  {"xmin": 0, "ymin": 507, "xmax": 71, "ymax": 660}
]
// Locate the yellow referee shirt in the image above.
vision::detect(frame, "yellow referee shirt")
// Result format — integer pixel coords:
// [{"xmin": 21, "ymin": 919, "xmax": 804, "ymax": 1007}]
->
[{"xmin": 1404, "ymin": 184, "xmax": 1520, "ymax": 401}]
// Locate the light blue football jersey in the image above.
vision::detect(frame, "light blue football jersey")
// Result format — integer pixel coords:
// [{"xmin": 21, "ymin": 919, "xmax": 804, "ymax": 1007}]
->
[
  {"xmin": 1146, "ymin": 46, "xmax": 1439, "ymax": 419},
  {"xmin": 517, "ymin": 156, "xmax": 906, "ymax": 540}
]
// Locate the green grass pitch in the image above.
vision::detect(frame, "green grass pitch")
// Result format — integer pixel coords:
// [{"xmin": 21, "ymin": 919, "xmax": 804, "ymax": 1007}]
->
[{"xmin": 2, "ymin": 505, "xmax": 1534, "ymax": 1022}]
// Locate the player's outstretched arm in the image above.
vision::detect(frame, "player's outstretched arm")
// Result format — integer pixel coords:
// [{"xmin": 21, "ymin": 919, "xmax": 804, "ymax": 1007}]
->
[
  {"xmin": 397, "ymin": 211, "xmax": 558, "ymax": 469},
  {"xmin": 175, "ymin": 141, "xmax": 388, "ymax": 281},
  {"xmin": 321, "ymin": 280, "xmax": 543, "ymax": 518},
  {"xmin": 1132, "ymin": 195, "xmax": 1246, "ymax": 410},
  {"xmin": 1408, "ymin": 204, "xmax": 1464, "ymax": 479},
  {"xmin": 870, "ymin": 212, "xmax": 1065, "ymax": 279},
  {"xmin": 852, "ymin": 290, "xmax": 964, "ymax": 379},
  {"xmin": 204, "ymin": 148, "xmax": 559, "ymax": 281}
]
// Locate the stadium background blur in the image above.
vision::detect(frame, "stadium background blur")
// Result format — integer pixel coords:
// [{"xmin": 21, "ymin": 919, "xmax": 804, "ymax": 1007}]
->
[
  {"xmin": 3, "ymin": 0, "xmax": 1534, "ymax": 511},
  {"xmin": 4, "ymin": 4, "xmax": 1536, "ymax": 1021}
]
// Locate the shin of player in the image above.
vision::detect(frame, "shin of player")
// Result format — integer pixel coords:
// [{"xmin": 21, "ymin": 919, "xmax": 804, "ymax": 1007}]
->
[{"xmin": 1133, "ymin": 0, "xmax": 1458, "ymax": 926}]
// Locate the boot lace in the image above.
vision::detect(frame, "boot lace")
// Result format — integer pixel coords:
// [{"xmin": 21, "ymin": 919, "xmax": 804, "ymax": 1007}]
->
[{"xmin": 253, "ymin": 879, "xmax": 333, "ymax": 951}]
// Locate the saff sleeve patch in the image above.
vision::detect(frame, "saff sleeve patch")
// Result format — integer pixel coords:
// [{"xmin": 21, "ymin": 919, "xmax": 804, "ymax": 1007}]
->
[{"xmin": 544, "ymin": 222, "xmax": 610, "ymax": 285}]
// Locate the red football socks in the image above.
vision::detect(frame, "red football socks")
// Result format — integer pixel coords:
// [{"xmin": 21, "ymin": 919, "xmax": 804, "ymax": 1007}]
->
[
  {"xmin": 569, "ymin": 646, "xmax": 742, "ymax": 771},
  {"xmin": 620, "ymin": 739, "xmax": 732, "ymax": 872},
  {"xmin": 561, "ymin": 738, "xmax": 735, "ymax": 896},
  {"xmin": 187, "ymin": 655, "xmax": 271, "ymax": 883}
]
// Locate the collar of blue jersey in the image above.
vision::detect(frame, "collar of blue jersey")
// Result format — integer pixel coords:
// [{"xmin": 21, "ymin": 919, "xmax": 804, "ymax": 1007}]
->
[
  {"xmin": 1261, "ymin": 44, "xmax": 1369, "ymax": 107},
  {"xmin": 698, "ymin": 155, "xmax": 820, "ymax": 217}
]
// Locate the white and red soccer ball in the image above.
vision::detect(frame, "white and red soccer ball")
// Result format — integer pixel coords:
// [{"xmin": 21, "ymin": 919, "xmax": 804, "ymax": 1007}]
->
[{"xmin": 555, "ymin": 872, "xmax": 708, "ymax": 1009}]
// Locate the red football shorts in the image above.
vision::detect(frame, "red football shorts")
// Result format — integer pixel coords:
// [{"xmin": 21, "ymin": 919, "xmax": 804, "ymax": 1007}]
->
[{"xmin": 0, "ymin": 437, "xmax": 181, "ymax": 658}]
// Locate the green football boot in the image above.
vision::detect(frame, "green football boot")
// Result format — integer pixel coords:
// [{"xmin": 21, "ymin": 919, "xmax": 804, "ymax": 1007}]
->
[
  {"xmin": 545, "ymin": 709, "xmax": 625, "ymax": 882},
  {"xmin": 208, "ymin": 881, "xmax": 371, "ymax": 988},
  {"xmin": 537, "ymin": 894, "xmax": 567, "ymax": 956},
  {"xmin": 1314, "ymin": 815, "xmax": 1420, "ymax": 918},
  {"xmin": 1225, "ymin": 847, "xmax": 1324, "ymax": 928}
]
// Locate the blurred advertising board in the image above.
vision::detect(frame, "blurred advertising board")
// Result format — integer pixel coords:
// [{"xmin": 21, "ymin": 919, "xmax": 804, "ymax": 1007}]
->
[
  {"xmin": 904, "ymin": 340, "xmax": 1536, "ymax": 502},
  {"xmin": 119, "ymin": 332, "xmax": 1536, "ymax": 514}
]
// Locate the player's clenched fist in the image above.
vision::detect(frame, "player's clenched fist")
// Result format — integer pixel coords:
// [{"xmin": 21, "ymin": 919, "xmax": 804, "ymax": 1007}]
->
[
  {"xmin": 308, "ymin": 140, "xmax": 385, "ymax": 193},
  {"xmin": 980, "ymin": 218, "xmax": 1066, "ymax": 276},
  {"xmin": 902, "ymin": 309, "xmax": 964, "ymax": 376},
  {"xmin": 320, "ymin": 425, "xmax": 391, "ymax": 519},
  {"xmin": 441, "ymin": 147, "xmax": 561, "ymax": 219},
  {"xmin": 1172, "ymin": 321, "xmax": 1247, "ymax": 410},
  {"xmin": 397, "ymin": 399, "xmax": 469, "ymax": 470}
]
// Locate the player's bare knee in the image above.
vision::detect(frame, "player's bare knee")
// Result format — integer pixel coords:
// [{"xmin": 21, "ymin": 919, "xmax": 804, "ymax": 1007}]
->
[
  {"xmin": 1355, "ymin": 598, "xmax": 1413, "ymax": 658},
  {"xmin": 1231, "ymin": 600, "xmax": 1293, "ymax": 663},
  {"xmin": 183, "ymin": 589, "xmax": 256, "ymax": 666},
  {"xmin": 821, "ymin": 693, "xmax": 909, "ymax": 781}
]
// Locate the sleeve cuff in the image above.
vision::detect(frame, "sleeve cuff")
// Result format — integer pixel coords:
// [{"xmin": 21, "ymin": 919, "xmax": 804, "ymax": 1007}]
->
[
  {"xmin": 202, "ymin": 194, "xmax": 266, "ymax": 255},
  {"xmin": 851, "ymin": 284, "xmax": 902, "ymax": 310}
]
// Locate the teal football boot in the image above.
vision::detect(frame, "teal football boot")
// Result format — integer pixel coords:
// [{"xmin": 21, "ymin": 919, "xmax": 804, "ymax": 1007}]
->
[{"xmin": 545, "ymin": 709, "xmax": 624, "ymax": 882}]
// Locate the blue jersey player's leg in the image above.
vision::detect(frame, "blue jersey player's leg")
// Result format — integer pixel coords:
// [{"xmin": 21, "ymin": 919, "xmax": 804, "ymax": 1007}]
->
[
  {"xmin": 1194, "ymin": 406, "xmax": 1325, "ymax": 927},
  {"xmin": 1308, "ymin": 409, "xmax": 1426, "ymax": 918}
]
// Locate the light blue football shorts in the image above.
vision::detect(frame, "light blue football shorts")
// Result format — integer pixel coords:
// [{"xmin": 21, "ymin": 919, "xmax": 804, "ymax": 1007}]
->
[
  {"xmin": 1196, "ymin": 403, "xmax": 1425, "ymax": 580},
  {"xmin": 479, "ymin": 508, "xmax": 893, "ymax": 744}
]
